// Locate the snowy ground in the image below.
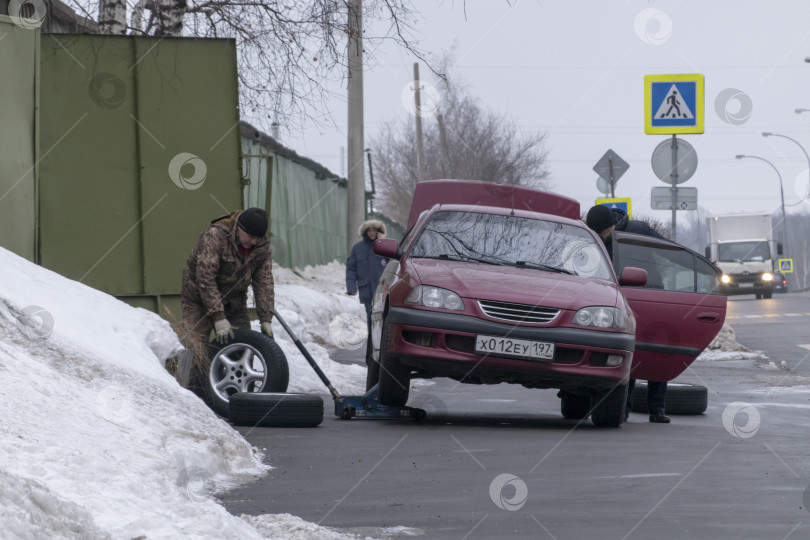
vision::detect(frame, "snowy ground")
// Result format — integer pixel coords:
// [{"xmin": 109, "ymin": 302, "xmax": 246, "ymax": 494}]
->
[
  {"xmin": 0, "ymin": 243, "xmax": 764, "ymax": 539},
  {"xmin": 0, "ymin": 247, "xmax": 366, "ymax": 539}
]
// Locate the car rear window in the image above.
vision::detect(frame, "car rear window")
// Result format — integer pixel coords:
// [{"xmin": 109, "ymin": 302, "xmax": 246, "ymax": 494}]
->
[{"xmin": 410, "ymin": 210, "xmax": 612, "ymax": 279}]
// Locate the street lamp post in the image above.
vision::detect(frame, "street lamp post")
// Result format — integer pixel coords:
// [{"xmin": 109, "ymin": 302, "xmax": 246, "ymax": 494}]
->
[
  {"xmin": 735, "ymin": 154, "xmax": 789, "ymax": 256},
  {"xmin": 762, "ymin": 130, "xmax": 810, "ymax": 208}
]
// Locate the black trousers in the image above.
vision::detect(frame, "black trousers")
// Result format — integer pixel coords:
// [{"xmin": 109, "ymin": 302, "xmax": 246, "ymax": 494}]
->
[{"xmin": 626, "ymin": 379, "xmax": 668, "ymax": 416}]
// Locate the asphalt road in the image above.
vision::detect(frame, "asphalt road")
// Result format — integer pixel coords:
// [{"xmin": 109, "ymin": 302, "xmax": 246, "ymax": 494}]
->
[
  {"xmin": 222, "ymin": 293, "xmax": 810, "ymax": 539},
  {"xmin": 725, "ymin": 290, "xmax": 810, "ymax": 376}
]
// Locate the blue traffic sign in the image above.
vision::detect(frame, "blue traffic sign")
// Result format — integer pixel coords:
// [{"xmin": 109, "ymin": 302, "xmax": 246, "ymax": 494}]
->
[
  {"xmin": 595, "ymin": 198, "xmax": 632, "ymax": 219},
  {"xmin": 778, "ymin": 258, "xmax": 793, "ymax": 273},
  {"xmin": 644, "ymin": 74, "xmax": 704, "ymax": 134}
]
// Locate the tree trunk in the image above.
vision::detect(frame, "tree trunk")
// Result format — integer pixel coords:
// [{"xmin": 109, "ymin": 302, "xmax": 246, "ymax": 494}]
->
[
  {"xmin": 98, "ymin": 0, "xmax": 127, "ymax": 34},
  {"xmin": 155, "ymin": 0, "xmax": 187, "ymax": 37}
]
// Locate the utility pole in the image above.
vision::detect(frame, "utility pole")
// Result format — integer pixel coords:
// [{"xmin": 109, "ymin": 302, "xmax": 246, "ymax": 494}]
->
[
  {"xmin": 347, "ymin": 0, "xmax": 365, "ymax": 254},
  {"xmin": 437, "ymin": 114, "xmax": 449, "ymax": 176},
  {"xmin": 413, "ymin": 62, "xmax": 425, "ymax": 182}
]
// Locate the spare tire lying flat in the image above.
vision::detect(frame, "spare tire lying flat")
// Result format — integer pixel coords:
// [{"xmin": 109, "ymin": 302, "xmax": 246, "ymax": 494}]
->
[
  {"xmin": 630, "ymin": 382, "xmax": 708, "ymax": 415},
  {"xmin": 229, "ymin": 392, "xmax": 324, "ymax": 427}
]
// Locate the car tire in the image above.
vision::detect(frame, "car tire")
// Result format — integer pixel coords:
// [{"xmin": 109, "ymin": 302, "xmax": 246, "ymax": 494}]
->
[
  {"xmin": 377, "ymin": 320, "xmax": 411, "ymax": 406},
  {"xmin": 755, "ymin": 293, "xmax": 762, "ymax": 299},
  {"xmin": 204, "ymin": 330, "xmax": 290, "ymax": 417},
  {"xmin": 590, "ymin": 384, "xmax": 628, "ymax": 427},
  {"xmin": 763, "ymin": 291, "xmax": 772, "ymax": 299},
  {"xmin": 630, "ymin": 382, "xmax": 708, "ymax": 415},
  {"xmin": 559, "ymin": 391, "xmax": 591, "ymax": 420},
  {"xmin": 229, "ymin": 392, "xmax": 324, "ymax": 427}
]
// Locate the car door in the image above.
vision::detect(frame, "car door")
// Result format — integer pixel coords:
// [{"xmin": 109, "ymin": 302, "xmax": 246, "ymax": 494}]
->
[{"xmin": 612, "ymin": 232, "xmax": 727, "ymax": 381}]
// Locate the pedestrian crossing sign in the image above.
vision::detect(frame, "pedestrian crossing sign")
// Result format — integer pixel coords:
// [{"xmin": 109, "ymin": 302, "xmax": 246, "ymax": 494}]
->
[
  {"xmin": 778, "ymin": 258, "xmax": 793, "ymax": 273},
  {"xmin": 644, "ymin": 74, "xmax": 704, "ymax": 134},
  {"xmin": 595, "ymin": 198, "xmax": 632, "ymax": 219}
]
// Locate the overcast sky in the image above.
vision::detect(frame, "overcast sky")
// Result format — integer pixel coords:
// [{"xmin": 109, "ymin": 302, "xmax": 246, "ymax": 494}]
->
[{"xmin": 279, "ymin": 0, "xmax": 810, "ymax": 223}]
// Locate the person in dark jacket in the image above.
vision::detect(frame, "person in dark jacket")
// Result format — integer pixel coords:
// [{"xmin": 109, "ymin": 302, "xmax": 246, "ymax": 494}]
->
[
  {"xmin": 585, "ymin": 204, "xmax": 671, "ymax": 424},
  {"xmin": 346, "ymin": 219, "xmax": 389, "ymax": 324}
]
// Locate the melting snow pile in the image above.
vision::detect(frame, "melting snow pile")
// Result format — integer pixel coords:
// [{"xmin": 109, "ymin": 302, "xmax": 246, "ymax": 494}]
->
[{"xmin": 0, "ymin": 246, "xmax": 363, "ymax": 539}]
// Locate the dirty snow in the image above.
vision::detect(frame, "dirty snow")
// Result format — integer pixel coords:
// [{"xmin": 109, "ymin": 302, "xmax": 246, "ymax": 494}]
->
[{"xmin": 0, "ymin": 245, "xmax": 365, "ymax": 539}]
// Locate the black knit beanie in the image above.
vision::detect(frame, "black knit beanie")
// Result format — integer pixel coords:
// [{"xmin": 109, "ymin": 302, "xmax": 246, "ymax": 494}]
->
[
  {"xmin": 237, "ymin": 207, "xmax": 268, "ymax": 237},
  {"xmin": 585, "ymin": 204, "xmax": 615, "ymax": 233}
]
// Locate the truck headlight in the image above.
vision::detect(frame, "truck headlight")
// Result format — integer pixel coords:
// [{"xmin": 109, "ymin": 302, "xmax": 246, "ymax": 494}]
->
[
  {"xmin": 762, "ymin": 272, "xmax": 773, "ymax": 282},
  {"xmin": 405, "ymin": 285, "xmax": 464, "ymax": 310},
  {"xmin": 573, "ymin": 307, "xmax": 628, "ymax": 330},
  {"xmin": 721, "ymin": 274, "xmax": 731, "ymax": 284}
]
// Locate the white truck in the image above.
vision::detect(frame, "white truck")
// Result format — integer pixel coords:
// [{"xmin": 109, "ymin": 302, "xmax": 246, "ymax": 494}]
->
[{"xmin": 705, "ymin": 213, "xmax": 782, "ymax": 299}]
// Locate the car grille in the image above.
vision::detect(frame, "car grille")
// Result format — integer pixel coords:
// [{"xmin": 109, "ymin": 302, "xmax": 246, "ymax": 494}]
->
[{"xmin": 477, "ymin": 300, "xmax": 560, "ymax": 324}]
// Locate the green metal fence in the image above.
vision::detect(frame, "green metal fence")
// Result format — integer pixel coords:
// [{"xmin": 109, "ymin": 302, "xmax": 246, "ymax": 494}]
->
[
  {"xmin": 0, "ymin": 15, "xmax": 39, "ymax": 262},
  {"xmin": 36, "ymin": 34, "xmax": 242, "ymax": 321},
  {"xmin": 241, "ymin": 125, "xmax": 349, "ymax": 269}
]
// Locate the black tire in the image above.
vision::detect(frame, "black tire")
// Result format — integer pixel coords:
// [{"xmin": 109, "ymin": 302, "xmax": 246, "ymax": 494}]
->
[
  {"xmin": 204, "ymin": 329, "xmax": 289, "ymax": 417},
  {"xmin": 559, "ymin": 391, "xmax": 591, "ymax": 420},
  {"xmin": 590, "ymin": 384, "xmax": 627, "ymax": 427},
  {"xmin": 630, "ymin": 382, "xmax": 707, "ymax": 415},
  {"xmin": 755, "ymin": 293, "xmax": 762, "ymax": 299},
  {"xmin": 229, "ymin": 392, "xmax": 324, "ymax": 427},
  {"xmin": 763, "ymin": 291, "xmax": 773, "ymax": 299},
  {"xmin": 377, "ymin": 320, "xmax": 410, "ymax": 406}
]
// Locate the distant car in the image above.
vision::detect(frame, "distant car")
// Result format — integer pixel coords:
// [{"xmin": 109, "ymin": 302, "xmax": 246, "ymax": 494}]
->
[
  {"xmin": 773, "ymin": 272, "xmax": 788, "ymax": 293},
  {"xmin": 368, "ymin": 180, "xmax": 727, "ymax": 427}
]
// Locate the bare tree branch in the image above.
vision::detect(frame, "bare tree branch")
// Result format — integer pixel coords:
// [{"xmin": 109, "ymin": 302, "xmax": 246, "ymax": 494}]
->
[
  {"xmin": 370, "ymin": 67, "xmax": 551, "ymax": 225},
  {"xmin": 64, "ymin": 0, "xmax": 433, "ymax": 132}
]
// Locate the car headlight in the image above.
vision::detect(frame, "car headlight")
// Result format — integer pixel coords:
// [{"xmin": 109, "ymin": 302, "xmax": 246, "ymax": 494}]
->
[
  {"xmin": 405, "ymin": 285, "xmax": 465, "ymax": 310},
  {"xmin": 762, "ymin": 272, "xmax": 773, "ymax": 282},
  {"xmin": 573, "ymin": 306, "xmax": 628, "ymax": 330},
  {"xmin": 721, "ymin": 274, "xmax": 731, "ymax": 284}
]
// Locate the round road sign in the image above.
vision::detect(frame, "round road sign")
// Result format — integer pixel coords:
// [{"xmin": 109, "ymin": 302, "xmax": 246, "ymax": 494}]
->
[{"xmin": 651, "ymin": 137, "xmax": 697, "ymax": 184}]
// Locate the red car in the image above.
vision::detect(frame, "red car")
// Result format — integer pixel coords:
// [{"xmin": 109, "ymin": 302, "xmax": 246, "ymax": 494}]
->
[{"xmin": 369, "ymin": 180, "xmax": 726, "ymax": 427}]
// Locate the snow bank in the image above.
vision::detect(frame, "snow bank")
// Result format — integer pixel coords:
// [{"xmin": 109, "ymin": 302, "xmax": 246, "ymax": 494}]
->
[
  {"xmin": 258, "ymin": 261, "xmax": 369, "ymax": 396},
  {"xmin": 696, "ymin": 322, "xmax": 767, "ymax": 362},
  {"xmin": 0, "ymin": 246, "xmax": 363, "ymax": 539}
]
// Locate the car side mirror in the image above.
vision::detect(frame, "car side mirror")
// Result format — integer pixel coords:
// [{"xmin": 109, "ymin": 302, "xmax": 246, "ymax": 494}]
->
[
  {"xmin": 374, "ymin": 238, "xmax": 400, "ymax": 259},
  {"xmin": 619, "ymin": 266, "xmax": 647, "ymax": 287},
  {"xmin": 777, "ymin": 242, "xmax": 783, "ymax": 256},
  {"xmin": 704, "ymin": 246, "xmax": 711, "ymax": 258}
]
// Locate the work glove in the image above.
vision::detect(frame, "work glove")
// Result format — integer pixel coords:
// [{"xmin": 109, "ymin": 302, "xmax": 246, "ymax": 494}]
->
[
  {"xmin": 260, "ymin": 321, "xmax": 274, "ymax": 339},
  {"xmin": 212, "ymin": 318, "xmax": 235, "ymax": 344}
]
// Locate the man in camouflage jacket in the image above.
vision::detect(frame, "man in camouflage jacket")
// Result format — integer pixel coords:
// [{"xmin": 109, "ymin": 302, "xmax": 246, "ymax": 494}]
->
[{"xmin": 179, "ymin": 208, "xmax": 274, "ymax": 386}]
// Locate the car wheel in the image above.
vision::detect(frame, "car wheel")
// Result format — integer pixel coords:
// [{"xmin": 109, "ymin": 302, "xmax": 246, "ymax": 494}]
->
[
  {"xmin": 755, "ymin": 293, "xmax": 762, "ymax": 299},
  {"xmin": 204, "ymin": 329, "xmax": 290, "ymax": 417},
  {"xmin": 630, "ymin": 382, "xmax": 707, "ymax": 415},
  {"xmin": 590, "ymin": 384, "xmax": 628, "ymax": 427},
  {"xmin": 229, "ymin": 392, "xmax": 324, "ymax": 427},
  {"xmin": 559, "ymin": 391, "xmax": 591, "ymax": 420},
  {"xmin": 763, "ymin": 291, "xmax": 772, "ymax": 299},
  {"xmin": 377, "ymin": 320, "xmax": 410, "ymax": 406}
]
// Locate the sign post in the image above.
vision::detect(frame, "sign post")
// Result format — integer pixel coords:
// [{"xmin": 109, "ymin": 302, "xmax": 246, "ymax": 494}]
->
[
  {"xmin": 593, "ymin": 150, "xmax": 629, "ymax": 199},
  {"xmin": 645, "ymin": 74, "xmax": 704, "ymax": 240}
]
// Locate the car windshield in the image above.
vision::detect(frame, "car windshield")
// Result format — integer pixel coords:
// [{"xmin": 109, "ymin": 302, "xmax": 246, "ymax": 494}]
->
[
  {"xmin": 410, "ymin": 210, "xmax": 613, "ymax": 279},
  {"xmin": 717, "ymin": 241, "xmax": 770, "ymax": 262}
]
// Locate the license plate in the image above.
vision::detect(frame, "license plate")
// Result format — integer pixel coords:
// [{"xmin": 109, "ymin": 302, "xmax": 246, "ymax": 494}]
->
[
  {"xmin": 739, "ymin": 283, "xmax": 754, "ymax": 288},
  {"xmin": 475, "ymin": 334, "xmax": 555, "ymax": 360}
]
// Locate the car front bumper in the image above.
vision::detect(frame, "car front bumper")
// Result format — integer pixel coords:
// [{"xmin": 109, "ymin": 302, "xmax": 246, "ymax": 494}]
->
[{"xmin": 383, "ymin": 306, "xmax": 634, "ymax": 391}]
